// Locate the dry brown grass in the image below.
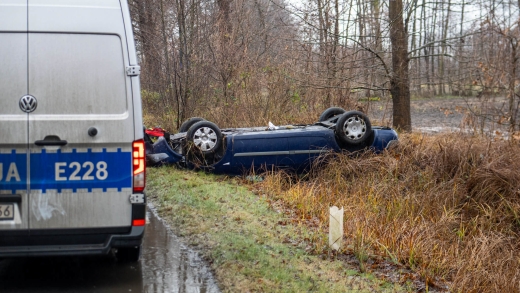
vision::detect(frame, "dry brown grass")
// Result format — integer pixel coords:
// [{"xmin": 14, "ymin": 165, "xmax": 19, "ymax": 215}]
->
[{"xmin": 260, "ymin": 133, "xmax": 520, "ymax": 292}]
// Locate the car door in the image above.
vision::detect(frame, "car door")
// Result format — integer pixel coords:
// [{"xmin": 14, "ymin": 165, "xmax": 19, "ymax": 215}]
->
[
  {"xmin": 232, "ymin": 134, "xmax": 289, "ymax": 171},
  {"xmin": 0, "ymin": 0, "xmax": 30, "ymax": 236},
  {"xmin": 283, "ymin": 129, "xmax": 336, "ymax": 169},
  {"xmin": 26, "ymin": 1, "xmax": 134, "ymax": 231}
]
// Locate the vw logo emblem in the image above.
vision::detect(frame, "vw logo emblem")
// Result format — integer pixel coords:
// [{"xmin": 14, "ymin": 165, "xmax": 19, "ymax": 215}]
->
[{"xmin": 19, "ymin": 95, "xmax": 38, "ymax": 113}]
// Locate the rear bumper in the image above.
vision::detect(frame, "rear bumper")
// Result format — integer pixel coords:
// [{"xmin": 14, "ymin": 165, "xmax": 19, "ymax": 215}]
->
[{"xmin": 0, "ymin": 225, "xmax": 144, "ymax": 257}]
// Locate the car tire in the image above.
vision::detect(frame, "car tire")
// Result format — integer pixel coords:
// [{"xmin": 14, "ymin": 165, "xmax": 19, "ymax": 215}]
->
[
  {"xmin": 186, "ymin": 121, "xmax": 223, "ymax": 155},
  {"xmin": 335, "ymin": 111, "xmax": 372, "ymax": 145},
  {"xmin": 116, "ymin": 245, "xmax": 141, "ymax": 262},
  {"xmin": 318, "ymin": 107, "xmax": 346, "ymax": 122},
  {"xmin": 179, "ymin": 117, "xmax": 205, "ymax": 133}
]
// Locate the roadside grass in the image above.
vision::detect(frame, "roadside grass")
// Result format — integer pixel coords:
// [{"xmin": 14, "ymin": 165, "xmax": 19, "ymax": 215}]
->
[
  {"xmin": 260, "ymin": 133, "xmax": 520, "ymax": 292},
  {"xmin": 146, "ymin": 167, "xmax": 407, "ymax": 292},
  {"xmin": 145, "ymin": 129, "xmax": 520, "ymax": 292}
]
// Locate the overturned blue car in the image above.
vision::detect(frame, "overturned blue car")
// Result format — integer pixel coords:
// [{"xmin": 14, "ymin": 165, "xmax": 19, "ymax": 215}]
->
[{"xmin": 145, "ymin": 107, "xmax": 398, "ymax": 174}]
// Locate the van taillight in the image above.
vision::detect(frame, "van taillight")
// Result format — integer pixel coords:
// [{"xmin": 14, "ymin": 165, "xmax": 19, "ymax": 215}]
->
[
  {"xmin": 133, "ymin": 139, "xmax": 146, "ymax": 192},
  {"xmin": 133, "ymin": 219, "xmax": 146, "ymax": 226}
]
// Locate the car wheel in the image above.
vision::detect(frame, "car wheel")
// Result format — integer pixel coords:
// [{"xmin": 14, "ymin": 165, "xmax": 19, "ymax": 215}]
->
[
  {"xmin": 318, "ymin": 107, "xmax": 346, "ymax": 122},
  {"xmin": 335, "ymin": 111, "xmax": 372, "ymax": 145},
  {"xmin": 179, "ymin": 117, "xmax": 205, "ymax": 133},
  {"xmin": 116, "ymin": 245, "xmax": 141, "ymax": 262},
  {"xmin": 186, "ymin": 121, "xmax": 223, "ymax": 155}
]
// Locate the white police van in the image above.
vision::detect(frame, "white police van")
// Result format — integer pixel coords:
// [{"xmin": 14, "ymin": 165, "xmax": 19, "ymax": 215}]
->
[{"xmin": 0, "ymin": 0, "xmax": 146, "ymax": 261}]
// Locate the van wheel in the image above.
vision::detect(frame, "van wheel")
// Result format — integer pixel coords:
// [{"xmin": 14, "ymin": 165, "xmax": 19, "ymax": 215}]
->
[{"xmin": 116, "ymin": 246, "xmax": 141, "ymax": 262}]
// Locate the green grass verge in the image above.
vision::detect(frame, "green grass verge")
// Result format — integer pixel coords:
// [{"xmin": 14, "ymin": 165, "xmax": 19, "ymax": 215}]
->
[{"xmin": 146, "ymin": 166, "xmax": 406, "ymax": 292}]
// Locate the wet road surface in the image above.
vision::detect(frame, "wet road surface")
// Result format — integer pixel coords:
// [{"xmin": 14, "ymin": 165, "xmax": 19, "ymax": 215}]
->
[{"xmin": 0, "ymin": 207, "xmax": 220, "ymax": 293}]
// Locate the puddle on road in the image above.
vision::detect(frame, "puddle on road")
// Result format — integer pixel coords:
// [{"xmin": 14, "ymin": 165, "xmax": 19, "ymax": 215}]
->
[
  {"xmin": 141, "ymin": 206, "xmax": 220, "ymax": 293},
  {"xmin": 0, "ymin": 207, "xmax": 220, "ymax": 293}
]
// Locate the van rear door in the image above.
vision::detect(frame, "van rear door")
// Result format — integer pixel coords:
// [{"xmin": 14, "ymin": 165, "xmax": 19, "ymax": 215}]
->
[
  {"xmin": 0, "ymin": 0, "xmax": 29, "ymax": 236},
  {"xmin": 27, "ymin": 1, "xmax": 134, "ymax": 231}
]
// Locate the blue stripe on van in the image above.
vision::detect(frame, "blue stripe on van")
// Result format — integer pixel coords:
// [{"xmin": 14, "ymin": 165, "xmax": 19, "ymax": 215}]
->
[
  {"xmin": 0, "ymin": 150, "xmax": 28, "ymax": 194},
  {"xmin": 30, "ymin": 148, "xmax": 132, "ymax": 193}
]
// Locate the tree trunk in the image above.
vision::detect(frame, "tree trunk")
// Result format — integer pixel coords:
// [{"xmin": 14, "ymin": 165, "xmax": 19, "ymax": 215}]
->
[
  {"xmin": 371, "ymin": 0, "xmax": 383, "ymax": 97},
  {"xmin": 159, "ymin": 0, "xmax": 174, "ymax": 118},
  {"xmin": 439, "ymin": 0, "xmax": 451, "ymax": 96},
  {"xmin": 217, "ymin": 0, "xmax": 231, "ymax": 35},
  {"xmin": 508, "ymin": 39, "xmax": 517, "ymax": 132},
  {"xmin": 411, "ymin": 0, "xmax": 417, "ymax": 95},
  {"xmin": 132, "ymin": 0, "xmax": 161, "ymax": 92},
  {"xmin": 457, "ymin": 0, "xmax": 465, "ymax": 95},
  {"xmin": 389, "ymin": 0, "xmax": 412, "ymax": 132},
  {"xmin": 431, "ymin": 2, "xmax": 438, "ymax": 96}
]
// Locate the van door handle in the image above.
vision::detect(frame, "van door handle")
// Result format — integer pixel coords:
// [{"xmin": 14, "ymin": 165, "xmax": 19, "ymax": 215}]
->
[
  {"xmin": 35, "ymin": 140, "xmax": 68, "ymax": 146},
  {"xmin": 35, "ymin": 135, "xmax": 68, "ymax": 146}
]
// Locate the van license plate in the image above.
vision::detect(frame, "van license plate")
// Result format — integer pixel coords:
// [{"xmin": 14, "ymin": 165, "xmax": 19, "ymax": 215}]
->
[{"xmin": 0, "ymin": 204, "xmax": 14, "ymax": 220}]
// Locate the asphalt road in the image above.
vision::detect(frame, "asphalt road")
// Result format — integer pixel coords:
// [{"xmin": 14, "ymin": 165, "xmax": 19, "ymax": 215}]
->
[{"xmin": 0, "ymin": 208, "xmax": 220, "ymax": 293}]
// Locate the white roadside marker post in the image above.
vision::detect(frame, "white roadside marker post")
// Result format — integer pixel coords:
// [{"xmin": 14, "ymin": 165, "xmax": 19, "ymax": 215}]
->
[{"xmin": 329, "ymin": 206, "xmax": 344, "ymax": 251}]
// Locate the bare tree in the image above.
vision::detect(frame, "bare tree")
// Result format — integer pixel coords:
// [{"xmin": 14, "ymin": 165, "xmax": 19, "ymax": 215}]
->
[
  {"xmin": 389, "ymin": 0, "xmax": 411, "ymax": 131},
  {"xmin": 128, "ymin": 0, "xmax": 518, "ymax": 134}
]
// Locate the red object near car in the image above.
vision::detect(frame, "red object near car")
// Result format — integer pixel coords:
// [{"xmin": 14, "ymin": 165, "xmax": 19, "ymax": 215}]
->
[{"xmin": 145, "ymin": 127, "xmax": 167, "ymax": 137}]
